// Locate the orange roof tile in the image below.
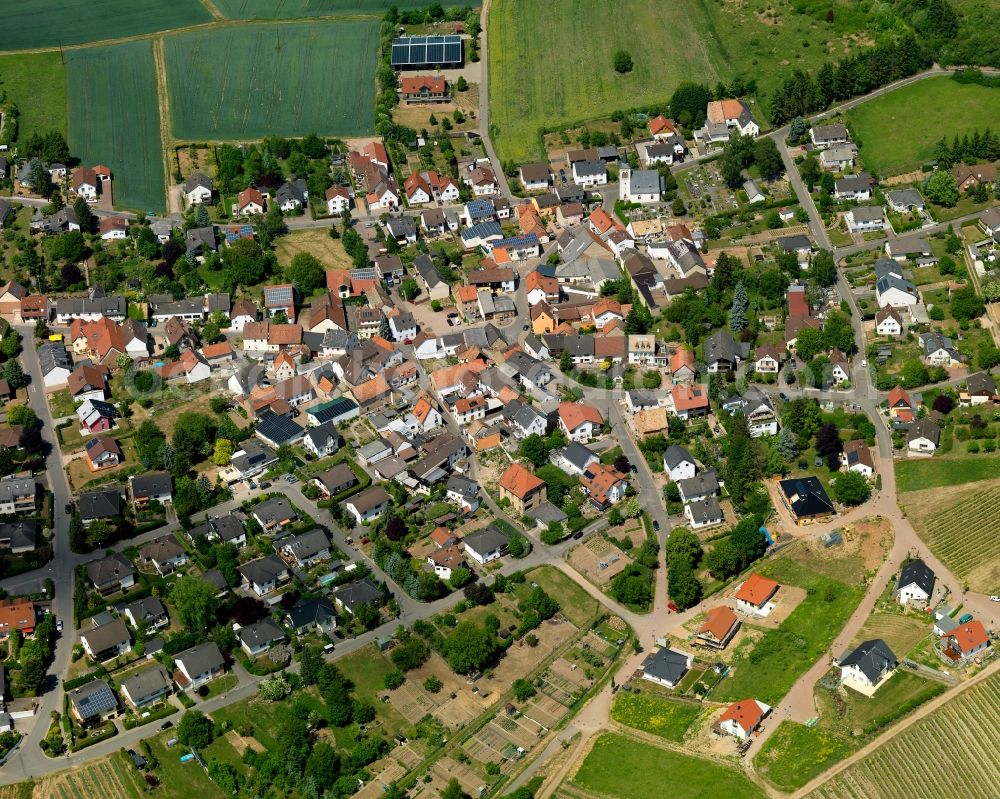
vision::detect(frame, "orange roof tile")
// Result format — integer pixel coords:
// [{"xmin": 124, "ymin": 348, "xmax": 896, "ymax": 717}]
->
[
  {"xmin": 735, "ymin": 574, "xmax": 779, "ymax": 607},
  {"xmin": 499, "ymin": 463, "xmax": 545, "ymax": 499},
  {"xmin": 558, "ymin": 401, "xmax": 603, "ymax": 431},
  {"xmin": 887, "ymin": 385, "xmax": 911, "ymax": 409},
  {"xmin": 670, "ymin": 347, "xmax": 695, "ymax": 373},
  {"xmin": 698, "ymin": 606, "xmax": 738, "ymax": 642},
  {"xmin": 719, "ymin": 699, "xmax": 768, "ymax": 734},
  {"xmin": 671, "ymin": 384, "xmax": 709, "ymax": 412},
  {"xmin": 944, "ymin": 620, "xmax": 988, "ymax": 654},
  {"xmin": 0, "ymin": 598, "xmax": 35, "ymax": 636}
]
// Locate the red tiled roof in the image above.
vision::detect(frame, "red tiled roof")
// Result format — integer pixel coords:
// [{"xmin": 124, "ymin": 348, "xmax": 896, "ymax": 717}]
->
[
  {"xmin": 735, "ymin": 574, "xmax": 779, "ymax": 607},
  {"xmin": 499, "ymin": 463, "xmax": 545, "ymax": 499},
  {"xmin": 698, "ymin": 606, "xmax": 738, "ymax": 641}
]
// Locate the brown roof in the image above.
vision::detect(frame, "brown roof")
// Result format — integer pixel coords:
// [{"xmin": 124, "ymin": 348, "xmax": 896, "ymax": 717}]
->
[
  {"xmin": 201, "ymin": 341, "xmax": 233, "ymax": 359},
  {"xmin": 698, "ymin": 606, "xmax": 739, "ymax": 642},
  {"xmin": 231, "ymin": 299, "xmax": 257, "ymax": 319},
  {"xmin": 0, "ymin": 598, "xmax": 35, "ymax": 636},
  {"xmin": 269, "ymin": 324, "xmax": 303, "ymax": 345},
  {"xmin": 238, "ymin": 187, "xmax": 264, "ymax": 209},
  {"xmin": 671, "ymin": 384, "xmax": 709, "ymax": 412},
  {"xmin": 85, "ymin": 436, "xmax": 122, "ymax": 463},
  {"xmin": 67, "ymin": 364, "xmax": 109, "ymax": 397},
  {"xmin": 735, "ymin": 574, "xmax": 779, "ymax": 607},
  {"xmin": 887, "ymin": 385, "xmax": 911, "ymax": 409},
  {"xmin": 580, "ymin": 462, "xmax": 626, "ymax": 506},
  {"xmin": 430, "ymin": 545, "xmax": 465, "ymax": 570},
  {"xmin": 400, "ymin": 74, "xmax": 446, "ymax": 95},
  {"xmin": 498, "ymin": 463, "xmax": 545, "ymax": 499},
  {"xmin": 843, "ymin": 439, "xmax": 874, "ymax": 470}
]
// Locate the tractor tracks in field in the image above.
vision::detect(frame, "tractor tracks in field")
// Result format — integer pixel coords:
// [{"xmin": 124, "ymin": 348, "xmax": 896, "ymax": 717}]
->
[{"xmin": 151, "ymin": 37, "xmax": 177, "ymax": 214}]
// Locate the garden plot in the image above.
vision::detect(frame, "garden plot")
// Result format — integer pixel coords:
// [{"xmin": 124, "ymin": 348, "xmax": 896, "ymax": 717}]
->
[
  {"xmin": 387, "ymin": 681, "xmax": 436, "ymax": 725},
  {"xmin": 352, "ymin": 759, "xmax": 408, "ymax": 799},
  {"xmin": 422, "ymin": 757, "xmax": 484, "ymax": 799},
  {"xmin": 520, "ymin": 693, "xmax": 571, "ymax": 729},
  {"xmin": 472, "ymin": 620, "xmax": 577, "ymax": 700},
  {"xmin": 569, "ymin": 537, "xmax": 632, "ymax": 586}
]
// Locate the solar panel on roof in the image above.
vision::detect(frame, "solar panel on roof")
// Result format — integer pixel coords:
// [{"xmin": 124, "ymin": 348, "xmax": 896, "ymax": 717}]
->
[{"xmin": 391, "ymin": 35, "xmax": 462, "ymax": 67}]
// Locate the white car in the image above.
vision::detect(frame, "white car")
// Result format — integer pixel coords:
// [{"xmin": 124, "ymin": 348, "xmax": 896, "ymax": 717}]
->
[
  {"xmin": 861, "ymin": 359, "xmax": 867, "ymax": 368},
  {"xmin": 991, "ymin": 595, "xmax": 1000, "ymax": 602},
  {"xmin": 56, "ymin": 619, "xmax": 63, "ymax": 632}
]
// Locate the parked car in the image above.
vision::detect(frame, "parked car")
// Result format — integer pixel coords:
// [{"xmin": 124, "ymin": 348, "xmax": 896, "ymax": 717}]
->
[
  {"xmin": 991, "ymin": 595, "xmax": 1000, "ymax": 602},
  {"xmin": 652, "ymin": 520, "xmax": 660, "ymax": 531},
  {"xmin": 159, "ymin": 720, "xmax": 173, "ymax": 731},
  {"xmin": 959, "ymin": 613, "xmax": 974, "ymax": 623},
  {"xmin": 779, "ymin": 392, "xmax": 789, "ymax": 401},
  {"xmin": 56, "ymin": 619, "xmax": 63, "ymax": 632},
  {"xmin": 572, "ymin": 530, "xmax": 583, "ymax": 540}
]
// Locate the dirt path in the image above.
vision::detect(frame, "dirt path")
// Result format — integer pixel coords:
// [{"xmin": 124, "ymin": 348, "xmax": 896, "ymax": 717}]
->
[
  {"xmin": 792, "ymin": 658, "xmax": 1000, "ymax": 798},
  {"xmin": 151, "ymin": 37, "xmax": 177, "ymax": 215},
  {"xmin": 198, "ymin": 0, "xmax": 225, "ymax": 20}
]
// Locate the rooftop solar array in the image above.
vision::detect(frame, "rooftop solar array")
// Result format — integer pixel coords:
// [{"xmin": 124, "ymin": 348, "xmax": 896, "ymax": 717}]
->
[{"xmin": 391, "ymin": 35, "xmax": 463, "ymax": 68}]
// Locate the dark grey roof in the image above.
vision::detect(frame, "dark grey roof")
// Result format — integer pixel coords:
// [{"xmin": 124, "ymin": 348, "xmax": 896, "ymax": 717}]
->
[
  {"xmin": 286, "ymin": 597, "xmax": 336, "ymax": 631},
  {"xmin": 314, "ymin": 463, "xmax": 357, "ymax": 493},
  {"xmin": 850, "ymin": 205, "xmax": 885, "ymax": 222},
  {"xmin": 686, "ymin": 496, "xmax": 722, "ymax": 524},
  {"xmin": 678, "ymin": 470, "xmax": 720, "ymax": 498},
  {"xmin": 386, "ymin": 216, "xmax": 417, "ymax": 237},
  {"xmin": 885, "ymin": 188, "xmax": 924, "ymax": 208},
  {"xmin": 557, "ymin": 442, "xmax": 599, "ymax": 472},
  {"xmin": 897, "ymin": 559, "xmax": 936, "ymax": 597},
  {"xmin": 70, "ymin": 679, "xmax": 117, "ymax": 718},
  {"xmin": 124, "ymin": 596, "xmax": 166, "ymax": 625},
  {"xmin": 839, "ymin": 639, "xmax": 897, "ymax": 684},
  {"xmin": 276, "ymin": 178, "xmax": 308, "ymax": 206},
  {"xmin": 80, "ymin": 618, "xmax": 130, "ymax": 654},
  {"xmin": 703, "ymin": 330, "xmax": 739, "ymax": 365},
  {"xmin": 175, "ymin": 641, "xmax": 224, "ymax": 675},
  {"xmin": 86, "ymin": 553, "xmax": 134, "ymax": 587},
  {"xmin": 907, "ymin": 417, "xmax": 941, "ymax": 446},
  {"xmin": 120, "ymin": 664, "xmax": 170, "ymax": 701},
  {"xmin": 526, "ymin": 501, "xmax": 568, "ymax": 525},
  {"xmin": 238, "ymin": 618, "xmax": 285, "ymax": 649},
  {"xmin": 38, "ymin": 342, "xmax": 73, "ymax": 374},
  {"xmin": 255, "ymin": 412, "xmax": 305, "ymax": 445},
  {"xmin": 231, "ymin": 439, "xmax": 278, "ymax": 474},
  {"xmin": 574, "ymin": 159, "xmax": 606, "ymax": 177},
  {"xmin": 464, "ymin": 525, "xmax": 509, "ymax": 554},
  {"xmin": 503, "ymin": 400, "xmax": 546, "ymax": 432},
  {"xmin": 778, "ymin": 234, "xmax": 813, "ymax": 252},
  {"xmin": 0, "ymin": 520, "xmax": 35, "ymax": 551},
  {"xmin": 445, "ymin": 474, "xmax": 477, "ymax": 499},
  {"xmin": 331, "ymin": 577, "xmax": 383, "ymax": 611},
  {"xmin": 277, "ymin": 528, "xmax": 330, "ymax": 561},
  {"xmin": 186, "ymin": 226, "xmax": 216, "ymax": 254},
  {"xmin": 239, "ymin": 554, "xmax": 287, "ymax": 585},
  {"xmin": 663, "ymin": 444, "xmax": 694, "ymax": 470},
  {"xmin": 967, "ymin": 372, "xmax": 997, "ymax": 396},
  {"xmin": 129, "ymin": 471, "xmax": 172, "ymax": 498},
  {"xmin": 834, "ymin": 175, "xmax": 870, "ymax": 194},
  {"xmin": 184, "ymin": 172, "xmax": 213, "ymax": 193},
  {"xmin": 304, "ymin": 421, "xmax": 341, "ymax": 453},
  {"xmin": 641, "ymin": 648, "xmax": 689, "ymax": 684},
  {"xmin": 413, "ymin": 254, "xmax": 443, "ymax": 288},
  {"xmin": 253, "ymin": 497, "xmax": 297, "ymax": 525},
  {"xmin": 779, "ymin": 476, "xmax": 835, "ymax": 518},
  {"xmin": 876, "ymin": 273, "xmax": 918, "ymax": 299},
  {"xmin": 201, "ymin": 568, "xmax": 229, "ymax": 592}
]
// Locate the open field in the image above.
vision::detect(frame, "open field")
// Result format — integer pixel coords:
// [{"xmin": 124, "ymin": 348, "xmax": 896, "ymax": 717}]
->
[
  {"xmin": 0, "ymin": 0, "xmax": 212, "ymax": 51},
  {"xmin": 0, "ymin": 53, "xmax": 67, "ymax": 141},
  {"xmin": 850, "ymin": 611, "xmax": 930, "ymax": 659},
  {"xmin": 755, "ymin": 721, "xmax": 856, "ymax": 792},
  {"xmin": 848, "ymin": 77, "xmax": 1000, "ymax": 175},
  {"xmin": 29, "ymin": 749, "xmax": 150, "ymax": 799},
  {"xmin": 164, "ymin": 21, "xmax": 378, "ymax": 140},
  {"xmin": 610, "ymin": 693, "xmax": 703, "ymax": 742},
  {"xmin": 902, "ymin": 479, "xmax": 1000, "ymax": 594},
  {"xmin": 570, "ymin": 733, "xmax": 765, "ymax": 799},
  {"xmin": 712, "ymin": 556, "xmax": 865, "ymax": 705},
  {"xmin": 211, "ymin": 0, "xmax": 469, "ymax": 18},
  {"xmin": 489, "ymin": 0, "xmax": 878, "ymax": 162},
  {"xmin": 806, "ymin": 671, "xmax": 1000, "ymax": 799},
  {"xmin": 815, "ymin": 671, "xmax": 945, "ymax": 738},
  {"xmin": 66, "ymin": 41, "xmax": 165, "ymax": 212},
  {"xmin": 521, "ymin": 565, "xmax": 599, "ymax": 627},
  {"xmin": 895, "ymin": 454, "xmax": 1000, "ymax": 492},
  {"xmin": 274, "ymin": 229, "xmax": 355, "ymax": 270}
]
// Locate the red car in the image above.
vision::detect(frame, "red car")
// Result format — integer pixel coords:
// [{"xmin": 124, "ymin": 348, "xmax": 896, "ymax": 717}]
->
[
  {"xmin": 667, "ymin": 601, "xmax": 679, "ymax": 613},
  {"xmin": 402, "ymin": 338, "xmax": 413, "ymax": 345}
]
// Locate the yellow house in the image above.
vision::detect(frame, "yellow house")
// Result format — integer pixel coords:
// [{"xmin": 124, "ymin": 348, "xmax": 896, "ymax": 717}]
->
[{"xmin": 530, "ymin": 303, "xmax": 556, "ymax": 335}]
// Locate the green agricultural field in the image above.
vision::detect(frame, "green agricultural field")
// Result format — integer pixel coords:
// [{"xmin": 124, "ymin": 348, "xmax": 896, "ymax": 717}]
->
[
  {"xmin": 66, "ymin": 42, "xmax": 165, "ymax": 212},
  {"xmin": 848, "ymin": 76, "xmax": 1000, "ymax": 175},
  {"xmin": 211, "ymin": 0, "xmax": 469, "ymax": 18},
  {"xmin": 0, "ymin": 52, "xmax": 67, "ymax": 141},
  {"xmin": 754, "ymin": 722, "xmax": 856, "ymax": 792},
  {"xmin": 806, "ymin": 671, "xmax": 1000, "ymax": 799},
  {"xmin": 164, "ymin": 21, "xmax": 378, "ymax": 140},
  {"xmin": 712, "ymin": 557, "xmax": 864, "ymax": 706},
  {"xmin": 896, "ymin": 453, "xmax": 1000, "ymax": 492},
  {"xmin": 571, "ymin": 733, "xmax": 765, "ymax": 799},
  {"xmin": 611, "ymin": 693, "xmax": 703, "ymax": 742},
  {"xmin": 0, "ymin": 0, "xmax": 211, "ymax": 51},
  {"xmin": 489, "ymin": 0, "xmax": 878, "ymax": 162}
]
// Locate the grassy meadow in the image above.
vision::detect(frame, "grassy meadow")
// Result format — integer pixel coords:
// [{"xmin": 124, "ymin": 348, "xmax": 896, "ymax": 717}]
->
[
  {"xmin": 488, "ymin": 0, "xmax": 879, "ymax": 162},
  {"xmin": 164, "ymin": 21, "xmax": 379, "ymax": 140},
  {"xmin": 571, "ymin": 733, "xmax": 765, "ymax": 799},
  {"xmin": 0, "ymin": 52, "xmax": 67, "ymax": 141},
  {"xmin": 211, "ymin": 0, "xmax": 464, "ymax": 18},
  {"xmin": 848, "ymin": 77, "xmax": 1000, "ymax": 175},
  {"xmin": 895, "ymin": 453, "xmax": 1000, "ymax": 492},
  {"xmin": 66, "ymin": 41, "xmax": 165, "ymax": 212},
  {"xmin": 0, "ymin": 0, "xmax": 211, "ymax": 51}
]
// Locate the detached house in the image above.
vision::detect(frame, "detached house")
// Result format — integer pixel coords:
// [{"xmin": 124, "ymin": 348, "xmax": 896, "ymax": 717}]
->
[
  {"xmin": 80, "ymin": 618, "xmax": 132, "ymax": 662},
  {"xmin": 128, "ymin": 472, "xmax": 172, "ymax": 509},
  {"xmin": 696, "ymin": 606, "xmax": 740, "ymax": 649},
  {"xmin": 896, "ymin": 559, "xmax": 935, "ymax": 607},
  {"xmin": 735, "ymin": 573, "xmax": 780, "ymax": 617},
  {"xmin": 579, "ymin": 462, "xmax": 628, "ymax": 510},
  {"xmin": 846, "ymin": 205, "xmax": 887, "ymax": 233},
  {"xmin": 120, "ymin": 665, "xmax": 171, "ymax": 709},
  {"xmin": 907, "ymin": 417, "xmax": 940, "ymax": 453},
  {"xmin": 810, "ymin": 123, "xmax": 850, "ymax": 149},
  {"xmin": 344, "ymin": 485, "xmax": 391, "ymax": 525},
  {"xmin": 558, "ymin": 401, "xmax": 603, "ymax": 442},
  {"xmin": 138, "ymin": 535, "xmax": 188, "ymax": 575},
  {"xmin": 838, "ymin": 639, "xmax": 897, "ymax": 691},
  {"xmin": 875, "ymin": 306, "xmax": 903, "ymax": 337},
  {"xmin": 519, "ymin": 163, "xmax": 551, "ymax": 192},
  {"xmin": 641, "ymin": 647, "xmax": 692, "ymax": 688},
  {"xmin": 239, "ymin": 555, "xmax": 290, "ymax": 596},
  {"xmin": 498, "ymin": 463, "xmax": 547, "ymax": 515},
  {"xmin": 719, "ymin": 699, "xmax": 771, "ymax": 741},
  {"xmin": 840, "ymin": 439, "xmax": 875, "ymax": 478},
  {"xmin": 184, "ymin": 172, "xmax": 213, "ymax": 205},
  {"xmin": 463, "ymin": 526, "xmax": 509, "ymax": 565},
  {"xmin": 174, "ymin": 642, "xmax": 225, "ymax": 689}
]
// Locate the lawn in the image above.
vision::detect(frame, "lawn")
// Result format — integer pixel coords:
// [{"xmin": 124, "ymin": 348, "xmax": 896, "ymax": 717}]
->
[
  {"xmin": 336, "ymin": 645, "xmax": 409, "ymax": 732},
  {"xmin": 712, "ymin": 557, "xmax": 865, "ymax": 706},
  {"xmin": 147, "ymin": 736, "xmax": 227, "ymax": 799},
  {"xmin": 489, "ymin": 0, "xmax": 876, "ymax": 162},
  {"xmin": 0, "ymin": 52, "xmax": 67, "ymax": 141},
  {"xmin": 522, "ymin": 565, "xmax": 599, "ymax": 627},
  {"xmin": 47, "ymin": 389, "xmax": 78, "ymax": 419},
  {"xmin": 66, "ymin": 41, "xmax": 165, "ymax": 212},
  {"xmin": 572, "ymin": 733, "xmax": 765, "ymax": 799},
  {"xmin": 274, "ymin": 229, "xmax": 355, "ymax": 270},
  {"xmin": 895, "ymin": 454, "xmax": 1000, "ymax": 492},
  {"xmin": 610, "ymin": 693, "xmax": 703, "ymax": 742},
  {"xmin": 210, "ymin": 690, "xmax": 328, "ymax": 751},
  {"xmin": 0, "ymin": 0, "xmax": 211, "ymax": 51},
  {"xmin": 211, "ymin": 0, "xmax": 465, "ymax": 17},
  {"xmin": 164, "ymin": 21, "xmax": 379, "ymax": 140},
  {"xmin": 202, "ymin": 673, "xmax": 239, "ymax": 700},
  {"xmin": 848, "ymin": 76, "xmax": 1000, "ymax": 175},
  {"xmin": 753, "ymin": 721, "xmax": 856, "ymax": 792},
  {"xmin": 815, "ymin": 671, "xmax": 944, "ymax": 738}
]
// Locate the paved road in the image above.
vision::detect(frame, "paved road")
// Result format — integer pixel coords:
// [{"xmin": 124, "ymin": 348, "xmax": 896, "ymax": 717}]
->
[
  {"xmin": 5, "ymin": 195, "xmax": 137, "ymax": 221},
  {"xmin": 475, "ymin": 0, "xmax": 514, "ymax": 202}
]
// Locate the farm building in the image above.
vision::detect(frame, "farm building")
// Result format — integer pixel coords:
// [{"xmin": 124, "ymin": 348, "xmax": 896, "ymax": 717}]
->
[{"xmin": 391, "ymin": 35, "xmax": 462, "ymax": 69}]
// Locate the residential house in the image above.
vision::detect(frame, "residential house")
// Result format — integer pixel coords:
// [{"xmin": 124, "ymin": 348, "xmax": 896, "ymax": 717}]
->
[
  {"xmin": 550, "ymin": 442, "xmax": 600, "ymax": 477},
  {"xmin": 427, "ymin": 546, "xmax": 466, "ymax": 580},
  {"xmin": 234, "ymin": 187, "xmax": 266, "ymax": 216},
  {"xmin": 810, "ymin": 123, "xmax": 850, "ymax": 149},
  {"xmin": 252, "ymin": 497, "xmax": 298, "ymax": 534},
  {"xmin": 834, "ymin": 174, "xmax": 872, "ymax": 201},
  {"xmin": 961, "ymin": 372, "xmax": 998, "ymax": 406},
  {"xmin": 263, "ymin": 284, "xmax": 295, "ymax": 322},
  {"xmin": 519, "ymin": 163, "xmax": 551, "ymax": 192},
  {"xmin": 502, "ymin": 400, "xmax": 547, "ymax": 439},
  {"xmin": 819, "ymin": 143, "xmax": 858, "ymax": 171},
  {"xmin": 735, "ymin": 573, "xmax": 780, "ymax": 617},
  {"xmin": 76, "ymin": 398, "xmax": 118, "ymax": 433},
  {"xmin": 663, "ymin": 445, "xmax": 696, "ymax": 481},
  {"xmin": 239, "ymin": 555, "xmax": 290, "ymax": 596},
  {"xmin": 677, "ymin": 471, "xmax": 720, "ymax": 504},
  {"xmin": 238, "ymin": 619, "xmax": 286, "ymax": 657},
  {"xmin": 752, "ymin": 344, "xmax": 782, "ymax": 374},
  {"xmin": 572, "ymin": 160, "xmax": 607, "ymax": 187},
  {"xmin": 886, "ymin": 235, "xmax": 934, "ymax": 263},
  {"xmin": 885, "ymin": 188, "xmax": 925, "ymax": 213},
  {"xmin": 907, "ymin": 418, "xmax": 940, "ymax": 453},
  {"xmin": 778, "ymin": 476, "xmax": 834, "ymax": 522},
  {"xmin": 120, "ymin": 665, "xmax": 171, "ymax": 709},
  {"xmin": 277, "ymin": 528, "xmax": 331, "ymax": 569},
  {"xmin": 463, "ymin": 526, "xmax": 509, "ymax": 565},
  {"xmin": 445, "ymin": 475, "xmax": 480, "ymax": 514},
  {"xmin": 286, "ymin": 597, "xmax": 337, "ymax": 636},
  {"xmin": 344, "ymin": 485, "xmax": 391, "ymax": 524},
  {"xmin": 838, "ymin": 639, "xmax": 898, "ymax": 690},
  {"xmin": 703, "ymin": 330, "xmax": 744, "ymax": 373},
  {"xmin": 706, "ymin": 98, "xmax": 759, "ymax": 136},
  {"xmin": 875, "ymin": 306, "xmax": 903, "ymax": 337},
  {"xmin": 127, "ymin": 472, "xmax": 172, "ymax": 509},
  {"xmin": 138, "ymin": 535, "xmax": 188, "ymax": 575},
  {"xmin": 0, "ymin": 476, "xmax": 35, "ymax": 515},
  {"xmin": 79, "ymin": 489, "xmax": 123, "ymax": 528},
  {"xmin": 325, "ymin": 185, "xmax": 351, "ymax": 215},
  {"xmin": 80, "ymin": 618, "xmax": 132, "ymax": 662},
  {"xmin": 331, "ymin": 578, "xmax": 383, "ymax": 616},
  {"xmin": 579, "ymin": 462, "xmax": 628, "ymax": 510},
  {"xmin": 952, "ymin": 162, "xmax": 997, "ymax": 192},
  {"xmin": 641, "ymin": 647, "xmax": 692, "ymax": 688},
  {"xmin": 184, "ymin": 173, "xmax": 214, "ymax": 205},
  {"xmin": 69, "ymin": 680, "xmax": 119, "ymax": 725},
  {"xmin": 498, "ymin": 463, "xmax": 546, "ymax": 515},
  {"xmin": 122, "ymin": 597, "xmax": 168, "ymax": 632},
  {"xmin": 558, "ymin": 401, "xmax": 603, "ymax": 442},
  {"xmin": 302, "ymin": 421, "xmax": 342, "ymax": 458},
  {"xmin": 671, "ymin": 384, "xmax": 710, "ymax": 420},
  {"xmin": 896, "ymin": 559, "xmax": 936, "ymax": 607},
  {"xmin": 312, "ymin": 463, "xmax": 359, "ymax": 499},
  {"xmin": 685, "ymin": 496, "xmax": 724, "ymax": 529},
  {"xmin": 840, "ymin": 440, "xmax": 875, "ymax": 478},
  {"xmin": 719, "ymin": 699, "xmax": 771, "ymax": 741},
  {"xmin": 0, "ymin": 598, "xmax": 36, "ymax": 638},
  {"xmin": 846, "ymin": 205, "xmax": 887, "ymax": 233},
  {"xmin": 696, "ymin": 606, "xmax": 740, "ymax": 649},
  {"xmin": 920, "ymin": 332, "xmax": 962, "ymax": 367},
  {"xmin": 940, "ymin": 620, "xmax": 990, "ymax": 661},
  {"xmin": 174, "ymin": 642, "xmax": 225, "ymax": 689}
]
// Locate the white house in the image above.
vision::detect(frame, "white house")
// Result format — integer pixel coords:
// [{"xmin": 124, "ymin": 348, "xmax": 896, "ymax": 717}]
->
[
  {"xmin": 846, "ymin": 206, "xmax": 887, "ymax": 233},
  {"xmin": 838, "ymin": 639, "xmax": 897, "ymax": 691},
  {"xmin": 325, "ymin": 185, "xmax": 351, "ymax": 215},
  {"xmin": 685, "ymin": 496, "xmax": 724, "ymax": 530},
  {"xmin": 463, "ymin": 526, "xmax": 509, "ymax": 565},
  {"xmin": 184, "ymin": 173, "xmax": 214, "ymax": 205},
  {"xmin": 302, "ymin": 422, "xmax": 341, "ymax": 458},
  {"xmin": 875, "ymin": 306, "xmax": 903, "ymax": 337},
  {"xmin": 640, "ymin": 647, "xmax": 692, "ymax": 688},
  {"xmin": 907, "ymin": 418, "xmax": 940, "ymax": 453},
  {"xmin": 619, "ymin": 168, "xmax": 662, "ymax": 204},
  {"xmin": 174, "ymin": 642, "xmax": 225, "ymax": 689},
  {"xmin": 344, "ymin": 486, "xmax": 390, "ymax": 525},
  {"xmin": 896, "ymin": 559, "xmax": 935, "ymax": 606},
  {"xmin": 572, "ymin": 160, "xmax": 607, "ymax": 188},
  {"xmin": 718, "ymin": 699, "xmax": 771, "ymax": 741},
  {"xmin": 663, "ymin": 445, "xmax": 696, "ymax": 481},
  {"xmin": 558, "ymin": 401, "xmax": 603, "ymax": 442}
]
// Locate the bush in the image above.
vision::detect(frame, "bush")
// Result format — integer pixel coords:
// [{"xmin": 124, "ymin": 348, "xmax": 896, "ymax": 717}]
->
[
  {"xmin": 384, "ymin": 671, "xmax": 405, "ymax": 690},
  {"xmin": 423, "ymin": 675, "xmax": 442, "ymax": 693}
]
